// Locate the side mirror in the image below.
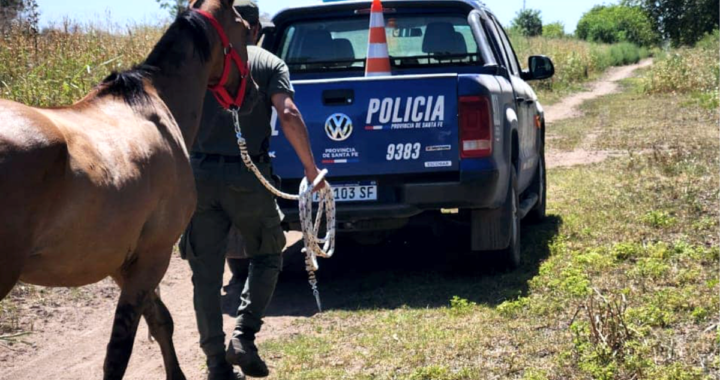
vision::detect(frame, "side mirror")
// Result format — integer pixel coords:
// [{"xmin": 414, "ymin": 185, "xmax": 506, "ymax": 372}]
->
[{"xmin": 522, "ymin": 55, "xmax": 554, "ymax": 81}]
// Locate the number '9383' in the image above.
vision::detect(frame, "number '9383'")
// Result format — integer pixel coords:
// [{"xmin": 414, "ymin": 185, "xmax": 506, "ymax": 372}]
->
[{"xmin": 386, "ymin": 143, "xmax": 421, "ymax": 161}]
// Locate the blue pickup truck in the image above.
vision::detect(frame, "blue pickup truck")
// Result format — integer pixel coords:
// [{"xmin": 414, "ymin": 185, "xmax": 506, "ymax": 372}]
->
[{"xmin": 261, "ymin": 0, "xmax": 554, "ymax": 267}]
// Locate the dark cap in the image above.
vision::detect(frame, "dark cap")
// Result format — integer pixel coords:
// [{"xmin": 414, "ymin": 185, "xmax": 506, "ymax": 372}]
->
[{"xmin": 233, "ymin": 0, "xmax": 260, "ymax": 25}]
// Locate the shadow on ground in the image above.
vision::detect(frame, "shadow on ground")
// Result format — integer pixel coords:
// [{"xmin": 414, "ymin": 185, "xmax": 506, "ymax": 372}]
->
[{"xmin": 222, "ymin": 215, "xmax": 562, "ymax": 318}]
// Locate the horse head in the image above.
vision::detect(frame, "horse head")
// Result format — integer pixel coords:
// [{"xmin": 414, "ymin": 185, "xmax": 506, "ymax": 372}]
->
[{"xmin": 190, "ymin": 0, "xmax": 259, "ymax": 115}]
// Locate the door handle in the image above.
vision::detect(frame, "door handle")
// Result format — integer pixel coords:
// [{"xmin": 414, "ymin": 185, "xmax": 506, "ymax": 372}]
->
[
  {"xmin": 516, "ymin": 97, "xmax": 534, "ymax": 105},
  {"xmin": 323, "ymin": 89, "xmax": 355, "ymax": 106}
]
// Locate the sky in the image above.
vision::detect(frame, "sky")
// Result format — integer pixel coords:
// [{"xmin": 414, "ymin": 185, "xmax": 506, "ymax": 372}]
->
[{"xmin": 37, "ymin": 0, "xmax": 613, "ymax": 33}]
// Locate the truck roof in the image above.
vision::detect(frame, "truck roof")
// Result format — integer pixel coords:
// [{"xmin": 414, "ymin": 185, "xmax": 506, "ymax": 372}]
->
[{"xmin": 272, "ymin": 0, "xmax": 489, "ymax": 24}]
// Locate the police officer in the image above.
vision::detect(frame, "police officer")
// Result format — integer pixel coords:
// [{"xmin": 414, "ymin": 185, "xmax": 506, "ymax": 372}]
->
[{"xmin": 180, "ymin": 1, "xmax": 323, "ymax": 378}]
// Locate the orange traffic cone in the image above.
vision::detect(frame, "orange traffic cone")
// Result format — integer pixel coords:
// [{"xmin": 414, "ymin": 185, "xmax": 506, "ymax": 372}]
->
[{"xmin": 365, "ymin": 0, "xmax": 391, "ymax": 77}]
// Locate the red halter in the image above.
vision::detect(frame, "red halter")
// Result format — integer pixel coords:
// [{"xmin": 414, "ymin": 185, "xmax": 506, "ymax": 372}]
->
[{"xmin": 194, "ymin": 9, "xmax": 250, "ymax": 110}]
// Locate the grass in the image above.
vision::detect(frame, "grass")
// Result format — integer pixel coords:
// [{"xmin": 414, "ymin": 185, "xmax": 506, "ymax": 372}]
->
[
  {"xmin": 642, "ymin": 30, "xmax": 719, "ymax": 110},
  {"xmin": 0, "ymin": 21, "xmax": 161, "ymax": 107},
  {"xmin": 258, "ymin": 72, "xmax": 718, "ymax": 379},
  {"xmin": 511, "ymin": 33, "xmax": 651, "ymax": 104}
]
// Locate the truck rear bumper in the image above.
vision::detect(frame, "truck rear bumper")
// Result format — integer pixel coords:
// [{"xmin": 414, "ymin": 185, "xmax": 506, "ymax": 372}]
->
[{"xmin": 281, "ymin": 168, "xmax": 503, "ymax": 229}]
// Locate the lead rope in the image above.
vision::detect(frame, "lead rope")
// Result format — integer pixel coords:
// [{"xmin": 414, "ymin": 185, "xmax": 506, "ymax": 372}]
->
[{"xmin": 231, "ymin": 109, "xmax": 336, "ymax": 312}]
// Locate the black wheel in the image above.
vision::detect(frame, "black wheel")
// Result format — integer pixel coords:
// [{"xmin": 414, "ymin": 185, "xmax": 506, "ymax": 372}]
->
[
  {"xmin": 496, "ymin": 170, "xmax": 521, "ymax": 269},
  {"xmin": 526, "ymin": 153, "xmax": 547, "ymax": 223}
]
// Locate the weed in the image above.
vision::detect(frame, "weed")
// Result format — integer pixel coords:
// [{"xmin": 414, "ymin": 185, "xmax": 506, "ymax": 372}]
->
[
  {"xmin": 691, "ymin": 307, "xmax": 709, "ymax": 323},
  {"xmin": 641, "ymin": 210, "xmax": 677, "ymax": 228},
  {"xmin": 496, "ymin": 296, "xmax": 529, "ymax": 318},
  {"xmin": 612, "ymin": 242, "xmax": 643, "ymax": 262},
  {"xmin": 630, "ymin": 257, "xmax": 670, "ymax": 280},
  {"xmin": 448, "ymin": 296, "xmax": 477, "ymax": 317},
  {"xmin": 521, "ymin": 369, "xmax": 548, "ymax": 380}
]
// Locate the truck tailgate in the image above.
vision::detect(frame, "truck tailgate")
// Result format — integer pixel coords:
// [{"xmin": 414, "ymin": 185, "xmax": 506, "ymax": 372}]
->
[{"xmin": 270, "ymin": 74, "xmax": 460, "ymax": 179}]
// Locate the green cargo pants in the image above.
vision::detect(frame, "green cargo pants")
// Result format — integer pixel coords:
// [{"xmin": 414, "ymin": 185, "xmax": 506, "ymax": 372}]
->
[{"xmin": 180, "ymin": 154, "xmax": 286, "ymax": 360}]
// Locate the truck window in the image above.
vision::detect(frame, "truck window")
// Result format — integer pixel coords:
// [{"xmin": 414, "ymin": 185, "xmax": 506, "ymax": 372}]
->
[
  {"xmin": 277, "ymin": 14, "xmax": 483, "ymax": 73},
  {"xmin": 491, "ymin": 17, "xmax": 521, "ymax": 76}
]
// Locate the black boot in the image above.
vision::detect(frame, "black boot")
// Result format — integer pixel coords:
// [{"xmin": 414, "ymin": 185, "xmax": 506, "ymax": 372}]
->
[
  {"xmin": 225, "ymin": 331, "xmax": 269, "ymax": 378},
  {"xmin": 207, "ymin": 355, "xmax": 245, "ymax": 380}
]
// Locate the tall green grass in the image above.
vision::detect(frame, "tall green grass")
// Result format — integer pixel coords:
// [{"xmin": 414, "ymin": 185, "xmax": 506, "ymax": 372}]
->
[
  {"xmin": 0, "ymin": 22, "xmax": 161, "ymax": 107},
  {"xmin": 511, "ymin": 33, "xmax": 650, "ymax": 93},
  {"xmin": 643, "ymin": 30, "xmax": 719, "ymax": 110}
]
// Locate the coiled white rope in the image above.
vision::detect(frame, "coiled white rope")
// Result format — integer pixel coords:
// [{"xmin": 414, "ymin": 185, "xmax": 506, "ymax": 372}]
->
[{"xmin": 231, "ymin": 110, "xmax": 336, "ymax": 312}]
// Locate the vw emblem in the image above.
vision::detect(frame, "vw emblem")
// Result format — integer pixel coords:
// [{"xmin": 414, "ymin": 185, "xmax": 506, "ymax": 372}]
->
[{"xmin": 325, "ymin": 113, "xmax": 353, "ymax": 141}]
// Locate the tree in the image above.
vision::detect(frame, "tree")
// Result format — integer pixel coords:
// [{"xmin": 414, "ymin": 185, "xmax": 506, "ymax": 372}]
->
[
  {"xmin": 576, "ymin": 5, "xmax": 658, "ymax": 46},
  {"xmin": 155, "ymin": 0, "xmax": 187, "ymax": 19},
  {"xmin": 1, "ymin": 0, "xmax": 40, "ymax": 35},
  {"xmin": 543, "ymin": 21, "xmax": 565, "ymax": 39},
  {"xmin": 624, "ymin": 0, "xmax": 720, "ymax": 46},
  {"xmin": 512, "ymin": 9, "xmax": 543, "ymax": 37}
]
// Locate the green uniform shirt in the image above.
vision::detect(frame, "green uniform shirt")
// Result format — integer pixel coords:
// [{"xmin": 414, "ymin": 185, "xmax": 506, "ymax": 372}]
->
[{"xmin": 192, "ymin": 46, "xmax": 294, "ymax": 157}]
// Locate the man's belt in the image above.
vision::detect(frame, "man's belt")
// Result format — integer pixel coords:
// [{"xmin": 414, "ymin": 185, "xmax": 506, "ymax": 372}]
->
[{"xmin": 191, "ymin": 152, "xmax": 270, "ymax": 164}]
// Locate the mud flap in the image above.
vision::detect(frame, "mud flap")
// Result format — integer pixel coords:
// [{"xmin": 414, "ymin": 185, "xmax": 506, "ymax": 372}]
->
[{"xmin": 470, "ymin": 177, "xmax": 514, "ymax": 251}]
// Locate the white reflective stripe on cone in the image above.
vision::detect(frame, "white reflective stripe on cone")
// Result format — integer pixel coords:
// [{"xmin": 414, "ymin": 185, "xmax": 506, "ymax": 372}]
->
[
  {"xmin": 367, "ymin": 43, "xmax": 389, "ymax": 58},
  {"xmin": 369, "ymin": 12, "xmax": 385, "ymax": 28}
]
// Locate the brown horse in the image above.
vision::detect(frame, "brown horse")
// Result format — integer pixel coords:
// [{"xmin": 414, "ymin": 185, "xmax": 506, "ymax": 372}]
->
[{"xmin": 0, "ymin": 0, "xmax": 259, "ymax": 378}]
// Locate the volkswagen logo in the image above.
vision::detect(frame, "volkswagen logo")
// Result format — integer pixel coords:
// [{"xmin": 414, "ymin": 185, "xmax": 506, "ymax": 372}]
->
[{"xmin": 325, "ymin": 113, "xmax": 353, "ymax": 142}]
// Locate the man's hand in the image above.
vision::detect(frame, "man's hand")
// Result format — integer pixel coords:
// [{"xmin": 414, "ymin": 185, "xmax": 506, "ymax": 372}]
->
[{"xmin": 305, "ymin": 166, "xmax": 327, "ymax": 192}]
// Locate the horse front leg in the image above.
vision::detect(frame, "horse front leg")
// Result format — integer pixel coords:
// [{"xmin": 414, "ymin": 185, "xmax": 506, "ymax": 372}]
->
[{"xmin": 143, "ymin": 290, "xmax": 186, "ymax": 380}]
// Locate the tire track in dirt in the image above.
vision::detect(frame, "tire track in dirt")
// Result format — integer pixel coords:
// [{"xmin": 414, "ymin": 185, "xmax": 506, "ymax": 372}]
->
[{"xmin": 545, "ymin": 59, "xmax": 653, "ymax": 169}]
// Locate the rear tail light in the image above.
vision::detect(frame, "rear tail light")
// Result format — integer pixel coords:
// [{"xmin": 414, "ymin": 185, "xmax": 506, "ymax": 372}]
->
[{"xmin": 459, "ymin": 96, "xmax": 493, "ymax": 159}]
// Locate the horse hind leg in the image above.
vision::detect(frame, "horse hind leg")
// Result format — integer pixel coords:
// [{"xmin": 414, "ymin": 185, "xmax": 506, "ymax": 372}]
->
[
  {"xmin": 103, "ymin": 284, "xmax": 147, "ymax": 380},
  {"xmin": 143, "ymin": 291, "xmax": 186, "ymax": 380},
  {"xmin": 104, "ymin": 245, "xmax": 180, "ymax": 380}
]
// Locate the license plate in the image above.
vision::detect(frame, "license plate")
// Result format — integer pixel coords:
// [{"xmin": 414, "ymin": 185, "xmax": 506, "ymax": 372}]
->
[{"xmin": 314, "ymin": 182, "xmax": 377, "ymax": 203}]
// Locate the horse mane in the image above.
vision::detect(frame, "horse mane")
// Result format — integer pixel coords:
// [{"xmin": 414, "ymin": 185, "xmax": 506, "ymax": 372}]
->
[{"xmin": 96, "ymin": 10, "xmax": 213, "ymax": 107}]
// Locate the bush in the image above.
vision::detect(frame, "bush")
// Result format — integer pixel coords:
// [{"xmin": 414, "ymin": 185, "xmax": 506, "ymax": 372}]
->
[
  {"xmin": 543, "ymin": 22, "xmax": 565, "ymax": 39},
  {"xmin": 511, "ymin": 9, "xmax": 543, "ymax": 37},
  {"xmin": 576, "ymin": 5, "xmax": 658, "ymax": 47}
]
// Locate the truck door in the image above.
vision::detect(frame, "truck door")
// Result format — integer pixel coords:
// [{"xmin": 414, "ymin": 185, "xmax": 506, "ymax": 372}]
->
[
  {"xmin": 492, "ymin": 17, "xmax": 538, "ymax": 191},
  {"xmin": 484, "ymin": 14, "xmax": 538, "ymax": 192}
]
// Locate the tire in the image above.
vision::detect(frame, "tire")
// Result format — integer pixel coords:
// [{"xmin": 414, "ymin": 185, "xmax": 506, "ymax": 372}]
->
[
  {"xmin": 495, "ymin": 170, "xmax": 521, "ymax": 269},
  {"xmin": 526, "ymin": 153, "xmax": 547, "ymax": 223}
]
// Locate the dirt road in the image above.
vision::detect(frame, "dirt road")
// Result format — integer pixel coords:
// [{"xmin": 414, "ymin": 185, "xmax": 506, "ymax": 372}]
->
[
  {"xmin": 0, "ymin": 60, "xmax": 652, "ymax": 380},
  {"xmin": 545, "ymin": 59, "xmax": 653, "ymax": 168}
]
